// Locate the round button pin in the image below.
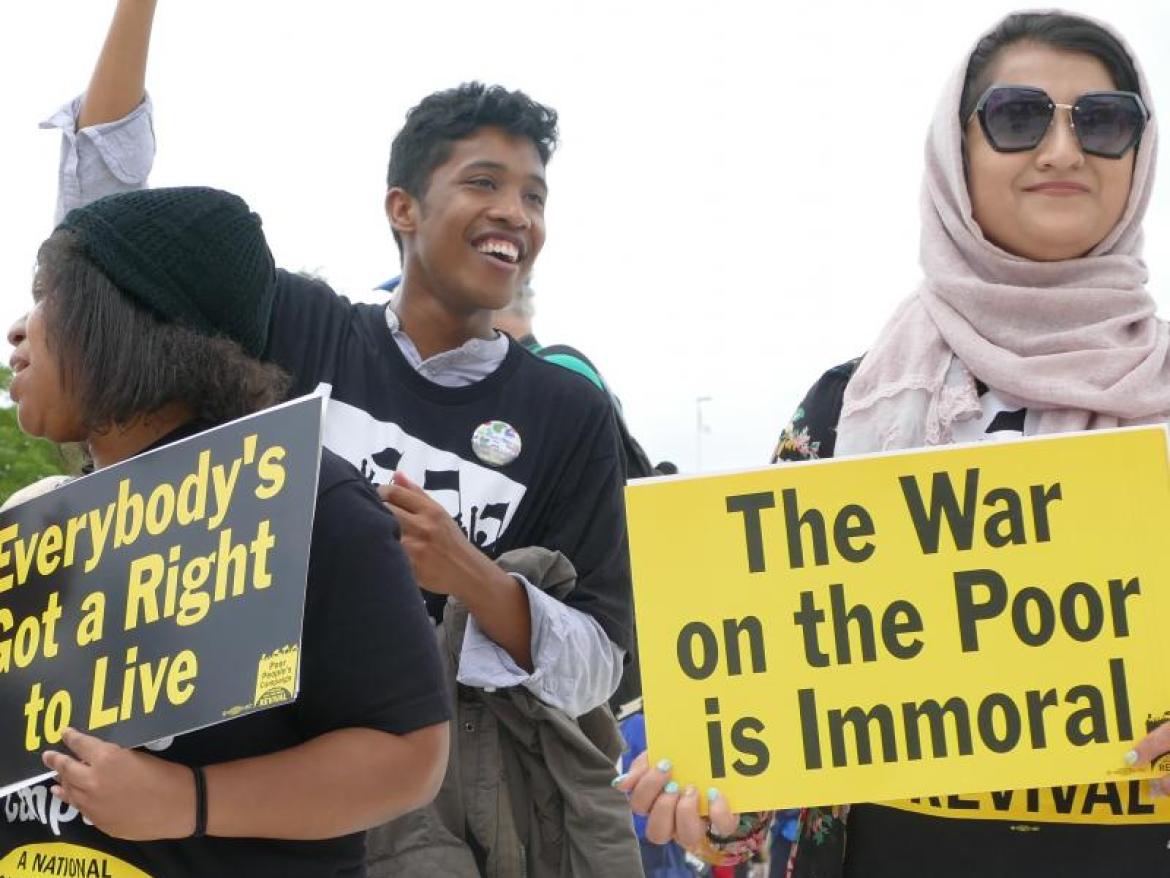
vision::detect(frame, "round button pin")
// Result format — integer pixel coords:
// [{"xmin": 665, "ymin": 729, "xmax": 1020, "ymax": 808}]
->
[{"xmin": 472, "ymin": 420, "xmax": 522, "ymax": 467}]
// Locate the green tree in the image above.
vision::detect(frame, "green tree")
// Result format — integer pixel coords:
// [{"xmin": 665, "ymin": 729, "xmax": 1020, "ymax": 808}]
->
[{"xmin": 0, "ymin": 365, "xmax": 70, "ymax": 508}]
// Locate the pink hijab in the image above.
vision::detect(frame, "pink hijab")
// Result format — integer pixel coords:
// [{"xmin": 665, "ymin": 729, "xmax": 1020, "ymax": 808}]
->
[{"xmin": 835, "ymin": 11, "xmax": 1167, "ymax": 456}]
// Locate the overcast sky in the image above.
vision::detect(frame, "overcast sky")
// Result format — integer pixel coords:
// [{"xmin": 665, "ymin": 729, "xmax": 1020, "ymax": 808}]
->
[{"xmin": 4, "ymin": 1, "xmax": 1169, "ymax": 472}]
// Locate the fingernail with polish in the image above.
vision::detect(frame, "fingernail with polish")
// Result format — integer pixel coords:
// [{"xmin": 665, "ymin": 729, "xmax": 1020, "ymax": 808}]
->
[
  {"xmin": 664, "ymin": 781, "xmax": 680, "ymax": 795},
  {"xmin": 708, "ymin": 787, "xmax": 720, "ymax": 803},
  {"xmin": 1124, "ymin": 749, "xmax": 1140, "ymax": 767},
  {"xmin": 656, "ymin": 758, "xmax": 672, "ymax": 773},
  {"xmin": 611, "ymin": 773, "xmax": 628, "ymax": 788}
]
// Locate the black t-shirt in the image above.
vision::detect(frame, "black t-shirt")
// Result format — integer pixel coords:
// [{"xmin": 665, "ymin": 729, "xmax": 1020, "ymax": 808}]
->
[
  {"xmin": 264, "ymin": 272, "xmax": 633, "ymax": 656},
  {"xmin": 775, "ymin": 361, "xmax": 1170, "ymax": 878},
  {"xmin": 0, "ymin": 445, "xmax": 449, "ymax": 877}
]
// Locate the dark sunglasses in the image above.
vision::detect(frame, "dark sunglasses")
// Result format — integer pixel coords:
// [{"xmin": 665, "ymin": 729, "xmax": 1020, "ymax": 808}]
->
[{"xmin": 971, "ymin": 85, "xmax": 1149, "ymax": 159}]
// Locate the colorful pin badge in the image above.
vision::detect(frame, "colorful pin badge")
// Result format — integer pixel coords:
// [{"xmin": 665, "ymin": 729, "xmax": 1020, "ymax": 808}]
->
[{"xmin": 472, "ymin": 420, "xmax": 522, "ymax": 467}]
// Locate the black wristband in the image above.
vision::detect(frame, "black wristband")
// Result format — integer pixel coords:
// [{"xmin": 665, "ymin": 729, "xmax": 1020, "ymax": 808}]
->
[{"xmin": 190, "ymin": 765, "xmax": 208, "ymax": 838}]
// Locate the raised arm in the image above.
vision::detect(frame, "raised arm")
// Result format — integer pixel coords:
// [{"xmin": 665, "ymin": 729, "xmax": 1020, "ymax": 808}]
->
[
  {"xmin": 46, "ymin": 0, "xmax": 158, "ymax": 222},
  {"xmin": 78, "ymin": 0, "xmax": 158, "ymax": 128}
]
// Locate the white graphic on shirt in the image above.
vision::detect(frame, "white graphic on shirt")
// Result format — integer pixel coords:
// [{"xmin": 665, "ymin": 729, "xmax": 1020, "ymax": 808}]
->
[
  {"xmin": 3, "ymin": 785, "xmax": 85, "ymax": 837},
  {"xmin": 1, "ymin": 742, "xmax": 175, "ymax": 839},
  {"xmin": 2, "ymin": 736, "xmax": 177, "ymax": 838},
  {"xmin": 952, "ymin": 387, "xmax": 1038, "ymax": 444},
  {"xmin": 316, "ymin": 388, "xmax": 527, "ymax": 551}
]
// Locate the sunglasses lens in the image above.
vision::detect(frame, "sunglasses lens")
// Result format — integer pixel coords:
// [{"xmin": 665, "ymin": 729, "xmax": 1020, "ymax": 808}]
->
[
  {"xmin": 1074, "ymin": 93, "xmax": 1145, "ymax": 157},
  {"xmin": 981, "ymin": 87, "xmax": 1053, "ymax": 151}
]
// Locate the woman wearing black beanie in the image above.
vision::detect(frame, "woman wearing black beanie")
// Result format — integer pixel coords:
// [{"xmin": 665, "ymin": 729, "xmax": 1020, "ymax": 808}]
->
[{"xmin": 4, "ymin": 186, "xmax": 451, "ymax": 878}]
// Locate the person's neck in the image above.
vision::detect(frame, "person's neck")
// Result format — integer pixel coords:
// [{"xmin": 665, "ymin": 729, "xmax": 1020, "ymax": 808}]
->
[
  {"xmin": 88, "ymin": 403, "xmax": 196, "ymax": 469},
  {"xmin": 395, "ymin": 271, "xmax": 496, "ymax": 362},
  {"xmin": 493, "ymin": 315, "xmax": 533, "ymax": 342}
]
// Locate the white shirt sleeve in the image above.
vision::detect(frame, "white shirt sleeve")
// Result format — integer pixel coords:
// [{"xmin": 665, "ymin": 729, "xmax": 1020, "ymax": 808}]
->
[
  {"xmin": 42, "ymin": 94, "xmax": 156, "ymax": 224},
  {"xmin": 456, "ymin": 573, "xmax": 625, "ymax": 718}
]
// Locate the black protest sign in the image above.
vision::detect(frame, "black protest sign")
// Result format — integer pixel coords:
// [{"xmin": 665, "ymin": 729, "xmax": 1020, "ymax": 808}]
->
[{"xmin": 0, "ymin": 396, "xmax": 323, "ymax": 791}]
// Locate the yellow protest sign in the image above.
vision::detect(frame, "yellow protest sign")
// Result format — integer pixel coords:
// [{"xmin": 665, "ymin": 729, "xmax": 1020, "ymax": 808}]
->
[{"xmin": 626, "ymin": 427, "xmax": 1170, "ymax": 814}]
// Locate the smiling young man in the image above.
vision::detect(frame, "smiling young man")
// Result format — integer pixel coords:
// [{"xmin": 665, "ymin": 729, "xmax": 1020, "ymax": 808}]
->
[
  {"xmin": 252, "ymin": 85, "xmax": 639, "ymax": 874},
  {"xmin": 269, "ymin": 84, "xmax": 632, "ymax": 710},
  {"xmin": 39, "ymin": 5, "xmax": 639, "ymax": 872}
]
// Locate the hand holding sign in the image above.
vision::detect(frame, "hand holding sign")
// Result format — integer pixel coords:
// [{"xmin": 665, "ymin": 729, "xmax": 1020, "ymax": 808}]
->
[
  {"xmin": 617, "ymin": 751, "xmax": 739, "ymax": 846},
  {"xmin": 1126, "ymin": 723, "xmax": 1170, "ymax": 796},
  {"xmin": 42, "ymin": 727, "xmax": 194, "ymax": 840}
]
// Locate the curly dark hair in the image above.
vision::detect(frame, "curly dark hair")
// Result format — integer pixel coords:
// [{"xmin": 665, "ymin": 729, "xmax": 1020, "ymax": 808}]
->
[
  {"xmin": 34, "ymin": 230, "xmax": 290, "ymax": 434},
  {"xmin": 385, "ymin": 82, "xmax": 558, "ymax": 251},
  {"xmin": 961, "ymin": 13, "xmax": 1142, "ymax": 125}
]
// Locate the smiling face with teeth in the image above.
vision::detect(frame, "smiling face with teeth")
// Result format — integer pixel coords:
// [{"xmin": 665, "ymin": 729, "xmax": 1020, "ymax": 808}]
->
[
  {"xmin": 387, "ymin": 126, "xmax": 547, "ymax": 317},
  {"xmin": 475, "ymin": 237, "xmax": 521, "ymax": 264}
]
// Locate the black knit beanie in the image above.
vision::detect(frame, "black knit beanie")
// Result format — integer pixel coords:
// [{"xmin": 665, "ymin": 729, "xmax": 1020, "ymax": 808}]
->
[{"xmin": 57, "ymin": 187, "xmax": 276, "ymax": 357}]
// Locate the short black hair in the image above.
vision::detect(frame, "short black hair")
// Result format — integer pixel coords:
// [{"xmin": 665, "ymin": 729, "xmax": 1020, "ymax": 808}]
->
[
  {"xmin": 35, "ymin": 230, "xmax": 289, "ymax": 433},
  {"xmin": 960, "ymin": 13, "xmax": 1141, "ymax": 125},
  {"xmin": 385, "ymin": 82, "xmax": 558, "ymax": 250}
]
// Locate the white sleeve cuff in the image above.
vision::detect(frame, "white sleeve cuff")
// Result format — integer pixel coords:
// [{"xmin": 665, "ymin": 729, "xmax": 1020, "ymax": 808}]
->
[
  {"xmin": 456, "ymin": 573, "xmax": 625, "ymax": 717},
  {"xmin": 44, "ymin": 94, "xmax": 156, "ymax": 223}
]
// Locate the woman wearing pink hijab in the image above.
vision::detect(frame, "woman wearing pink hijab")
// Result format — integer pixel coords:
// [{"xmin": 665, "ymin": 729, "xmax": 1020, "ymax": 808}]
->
[{"xmin": 620, "ymin": 10, "xmax": 1170, "ymax": 877}]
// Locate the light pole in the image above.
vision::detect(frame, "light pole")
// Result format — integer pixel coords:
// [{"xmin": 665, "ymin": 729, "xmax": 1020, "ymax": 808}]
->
[{"xmin": 695, "ymin": 396, "xmax": 712, "ymax": 472}]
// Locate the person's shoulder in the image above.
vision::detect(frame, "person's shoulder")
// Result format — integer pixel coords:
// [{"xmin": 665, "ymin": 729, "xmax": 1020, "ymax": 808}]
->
[
  {"xmin": 512, "ymin": 340, "xmax": 612, "ymax": 414},
  {"xmin": 317, "ymin": 447, "xmax": 362, "ymax": 493},
  {"xmin": 811, "ymin": 357, "xmax": 861, "ymax": 394},
  {"xmin": 773, "ymin": 357, "xmax": 862, "ymax": 463},
  {"xmin": 276, "ymin": 267, "xmax": 335, "ymax": 297},
  {"xmin": 271, "ymin": 271, "xmax": 388, "ymax": 348},
  {"xmin": 314, "ymin": 449, "xmax": 387, "ymax": 521},
  {"xmin": 533, "ymin": 342, "xmax": 607, "ymax": 392},
  {"xmin": 275, "ymin": 270, "xmax": 385, "ymax": 317},
  {"xmin": 0, "ymin": 476, "xmax": 73, "ymax": 514},
  {"xmin": 310, "ymin": 451, "xmax": 406, "ymax": 569}
]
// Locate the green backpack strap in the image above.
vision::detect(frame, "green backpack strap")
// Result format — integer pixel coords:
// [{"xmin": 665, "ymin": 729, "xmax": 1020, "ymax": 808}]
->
[{"xmin": 538, "ymin": 351, "xmax": 605, "ymax": 392}]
